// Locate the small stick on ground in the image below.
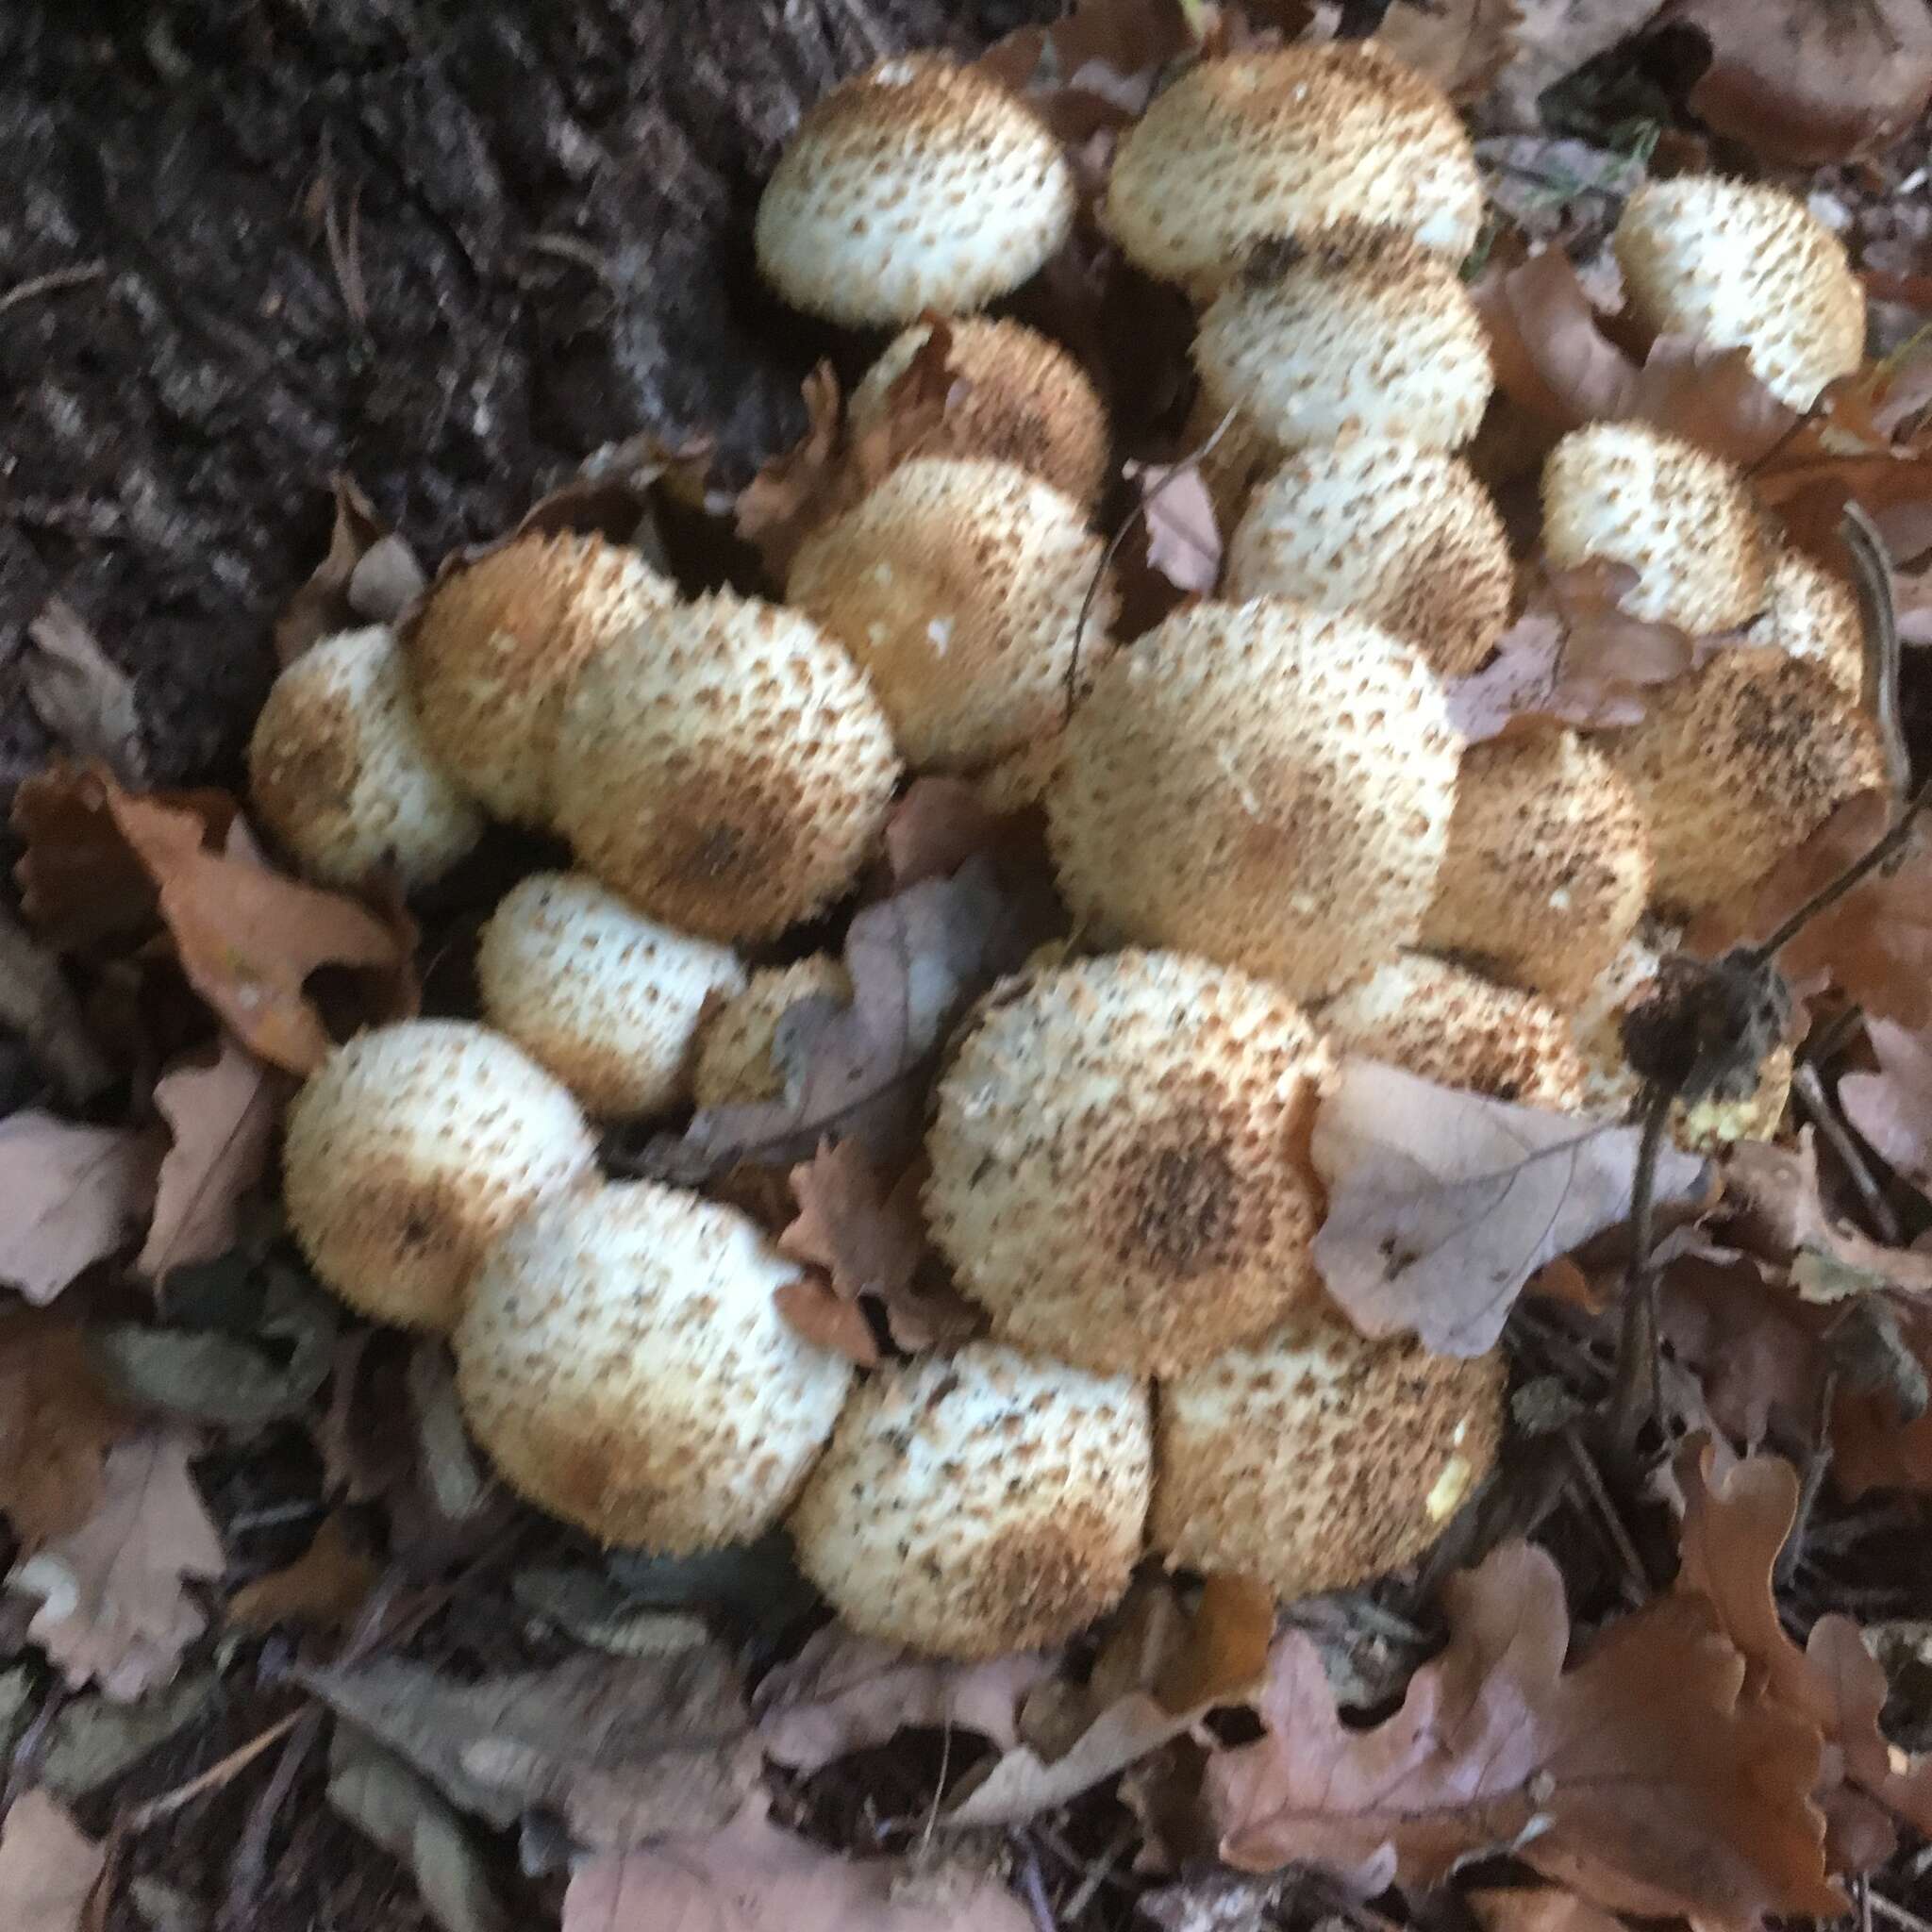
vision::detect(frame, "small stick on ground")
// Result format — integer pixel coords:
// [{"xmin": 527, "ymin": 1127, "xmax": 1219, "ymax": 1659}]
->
[
  {"xmin": 1793, "ymin": 1060, "xmax": 1903, "ymax": 1244},
  {"xmin": 1605, "ymin": 1086, "xmax": 1675, "ymax": 1458},
  {"xmin": 1017, "ymin": 1844, "xmax": 1058, "ymax": 1932},
  {"xmin": 1871, "ymin": 1890, "xmax": 1932, "ymax": 1932},
  {"xmin": 1561, "ymin": 1425, "xmax": 1654, "ymax": 1600},
  {"xmin": 1059, "ymin": 1824, "xmax": 1136, "ymax": 1922},
  {"xmin": 0, "ymin": 260, "xmax": 106, "ymax": 316},
  {"xmin": 220, "ymin": 1708, "xmax": 323, "ymax": 1932},
  {"xmin": 122, "ymin": 1709, "xmax": 308, "ymax": 1832},
  {"xmin": 1842, "ymin": 501, "xmax": 1910, "ymax": 798}
]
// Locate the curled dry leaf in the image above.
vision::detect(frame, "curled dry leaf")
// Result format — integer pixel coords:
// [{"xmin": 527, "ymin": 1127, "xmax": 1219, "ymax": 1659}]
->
[
  {"xmin": 975, "ymin": 0, "xmax": 1200, "ymax": 146},
  {"xmin": 1839, "ymin": 1017, "xmax": 1932, "ymax": 1194},
  {"xmin": 1374, "ymin": 0, "xmax": 1524, "ymax": 106},
  {"xmin": 0, "ymin": 1312, "xmax": 133, "ymax": 1552},
  {"xmin": 1125, "ymin": 458, "xmax": 1222, "ymax": 597},
  {"xmin": 883, "ymin": 777, "xmax": 1008, "ymax": 890},
  {"xmin": 227, "ymin": 1512, "xmax": 378, "ymax": 1634},
  {"xmin": 0, "ymin": 1789, "xmax": 107, "ymax": 1932},
  {"xmin": 0, "ymin": 1112, "xmax": 158, "ymax": 1307},
  {"xmin": 22, "ymin": 599, "xmax": 146, "ymax": 787},
  {"xmin": 1486, "ymin": 0, "xmax": 1668, "ymax": 128},
  {"xmin": 275, "ymin": 474, "xmax": 427, "ymax": 666}
]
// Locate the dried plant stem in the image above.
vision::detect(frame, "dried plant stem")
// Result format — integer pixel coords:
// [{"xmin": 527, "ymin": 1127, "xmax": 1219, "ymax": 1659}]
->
[
  {"xmin": 1561, "ymin": 1425, "xmax": 1652, "ymax": 1600},
  {"xmin": 0, "ymin": 259, "xmax": 105, "ymax": 315},
  {"xmin": 1606, "ymin": 1086, "xmax": 1674, "ymax": 1457},
  {"xmin": 1793, "ymin": 1061, "xmax": 1903, "ymax": 1244},
  {"xmin": 1775, "ymin": 1370, "xmax": 1839, "ymax": 1590},
  {"xmin": 220, "ymin": 1710, "xmax": 323, "ymax": 1932},
  {"xmin": 1841, "ymin": 501, "xmax": 1910, "ymax": 797},
  {"xmin": 1872, "ymin": 1890, "xmax": 1932, "ymax": 1932},
  {"xmin": 122, "ymin": 1709, "xmax": 308, "ymax": 1831}
]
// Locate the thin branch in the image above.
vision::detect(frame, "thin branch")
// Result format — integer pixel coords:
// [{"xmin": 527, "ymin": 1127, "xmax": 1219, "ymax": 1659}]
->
[
  {"xmin": 1793, "ymin": 1061, "xmax": 1903, "ymax": 1244},
  {"xmin": 1606, "ymin": 1085, "xmax": 1674, "ymax": 1457},
  {"xmin": 1871, "ymin": 1890, "xmax": 1932, "ymax": 1932},
  {"xmin": 122, "ymin": 1710, "xmax": 308, "ymax": 1831},
  {"xmin": 1561, "ymin": 1425, "xmax": 1653, "ymax": 1600},
  {"xmin": 1842, "ymin": 501, "xmax": 1909, "ymax": 797},
  {"xmin": 0, "ymin": 260, "xmax": 106, "ymax": 316}
]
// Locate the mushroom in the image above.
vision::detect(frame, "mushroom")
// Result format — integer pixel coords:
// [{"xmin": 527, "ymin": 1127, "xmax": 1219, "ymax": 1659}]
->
[
  {"xmin": 1046, "ymin": 597, "xmax": 1462, "ymax": 1000},
  {"xmin": 475, "ymin": 873, "xmax": 747, "ymax": 1118},
  {"xmin": 247, "ymin": 625, "xmax": 483, "ymax": 890},
  {"xmin": 1420, "ymin": 730, "xmax": 1653, "ymax": 1008},
  {"xmin": 787, "ymin": 1342, "xmax": 1150, "ymax": 1658},
  {"xmin": 1224, "ymin": 437, "xmax": 1510, "ymax": 677},
  {"xmin": 754, "ymin": 54, "xmax": 1074, "ymax": 326},
  {"xmin": 1103, "ymin": 44, "xmax": 1483, "ymax": 291},
  {"xmin": 1150, "ymin": 1303, "xmax": 1505, "ymax": 1602},
  {"xmin": 787, "ymin": 457, "xmax": 1112, "ymax": 774},
  {"xmin": 553, "ymin": 590, "xmax": 901, "ymax": 941},
  {"xmin": 456, "ymin": 1180, "xmax": 854, "ymax": 1550},
  {"xmin": 1746, "ymin": 547, "xmax": 1864, "ymax": 704},
  {"xmin": 691, "ymin": 956, "xmax": 852, "ymax": 1108},
  {"xmin": 282, "ymin": 1020, "xmax": 596, "ymax": 1332},
  {"xmin": 1614, "ymin": 176, "xmax": 1864, "ymax": 411},
  {"xmin": 925, "ymin": 950, "xmax": 1332, "ymax": 1376},
  {"xmin": 1541, "ymin": 423, "xmax": 1771, "ymax": 633},
  {"xmin": 407, "ymin": 531, "xmax": 675, "ymax": 824}
]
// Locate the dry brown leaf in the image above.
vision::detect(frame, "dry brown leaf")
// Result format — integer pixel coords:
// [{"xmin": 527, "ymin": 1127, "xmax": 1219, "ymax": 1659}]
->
[
  {"xmin": 0, "ymin": 1312, "xmax": 133, "ymax": 1552},
  {"xmin": 22, "ymin": 600, "xmax": 146, "ymax": 786},
  {"xmin": 1466, "ymin": 1890, "xmax": 1631, "ymax": 1932},
  {"xmin": 1659, "ymin": 1251, "xmax": 1826, "ymax": 1449},
  {"xmin": 884, "ymin": 778, "xmax": 1008, "ymax": 890},
  {"xmin": 1726, "ymin": 1134, "xmax": 1932, "ymax": 1301},
  {"xmin": 0, "ymin": 1112, "xmax": 159, "ymax": 1307},
  {"xmin": 1125, "ymin": 458, "xmax": 1222, "ymax": 596},
  {"xmin": 1472, "ymin": 246, "xmax": 1640, "ymax": 437},
  {"xmin": 772, "ymin": 1277, "xmax": 881, "ymax": 1369},
  {"xmin": 1375, "ymin": 0, "xmax": 1524, "ymax": 104},
  {"xmin": 275, "ymin": 475, "xmax": 426, "ymax": 666},
  {"xmin": 975, "ymin": 0, "xmax": 1202, "ymax": 146},
  {"xmin": 0, "ymin": 1789, "xmax": 107, "ymax": 1932},
  {"xmin": 227, "ymin": 1512, "xmax": 378, "ymax": 1634},
  {"xmin": 1487, "ymin": 0, "xmax": 1667, "ymax": 126},
  {"xmin": 1839, "ymin": 1018, "xmax": 1932, "ymax": 1195},
  {"xmin": 0, "ymin": 908, "xmax": 113, "ymax": 1108}
]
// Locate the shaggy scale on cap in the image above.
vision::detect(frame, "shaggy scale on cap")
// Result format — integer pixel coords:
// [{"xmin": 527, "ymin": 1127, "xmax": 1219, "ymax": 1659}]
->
[
  {"xmin": 1103, "ymin": 44, "xmax": 1482, "ymax": 289},
  {"xmin": 408, "ymin": 532, "xmax": 674, "ymax": 824},
  {"xmin": 475, "ymin": 873, "xmax": 746, "ymax": 1118},
  {"xmin": 1150, "ymin": 1304, "xmax": 1506, "ymax": 1602},
  {"xmin": 1747, "ymin": 548, "xmax": 1864, "ymax": 704},
  {"xmin": 754, "ymin": 55, "xmax": 1074, "ymax": 325},
  {"xmin": 247, "ymin": 625, "xmax": 483, "ymax": 890},
  {"xmin": 282, "ymin": 1021, "xmax": 596, "ymax": 1333},
  {"xmin": 787, "ymin": 457, "xmax": 1111, "ymax": 774},
  {"xmin": 691, "ymin": 956, "xmax": 853, "ymax": 1108},
  {"xmin": 788, "ymin": 1342, "xmax": 1150, "ymax": 1658},
  {"xmin": 553, "ymin": 591, "xmax": 901, "ymax": 941},
  {"xmin": 1046, "ymin": 598, "xmax": 1461, "ymax": 1000},
  {"xmin": 1614, "ymin": 177, "xmax": 1864, "ymax": 410},
  {"xmin": 456, "ymin": 1181, "xmax": 854, "ymax": 1550},
  {"xmin": 925, "ymin": 951, "xmax": 1332, "ymax": 1377},
  {"xmin": 1225, "ymin": 438, "xmax": 1510, "ymax": 676}
]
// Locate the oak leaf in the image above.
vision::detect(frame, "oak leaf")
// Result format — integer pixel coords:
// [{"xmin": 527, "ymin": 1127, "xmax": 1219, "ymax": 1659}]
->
[
  {"xmin": 227, "ymin": 1512, "xmax": 378, "ymax": 1633},
  {"xmin": 1125, "ymin": 458, "xmax": 1222, "ymax": 596},
  {"xmin": 0, "ymin": 1113, "xmax": 158, "ymax": 1306},
  {"xmin": 884, "ymin": 777, "xmax": 1008, "ymax": 889},
  {"xmin": 1839, "ymin": 1018, "xmax": 1932, "ymax": 1195},
  {"xmin": 0, "ymin": 1789, "xmax": 106, "ymax": 1932},
  {"xmin": 0, "ymin": 1312, "xmax": 134, "ymax": 1550}
]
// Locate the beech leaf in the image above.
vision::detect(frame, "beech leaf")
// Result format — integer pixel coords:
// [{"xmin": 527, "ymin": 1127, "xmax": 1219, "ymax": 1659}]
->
[
  {"xmin": 0, "ymin": 1113, "xmax": 158, "ymax": 1307},
  {"xmin": 0, "ymin": 1789, "xmax": 106, "ymax": 1932}
]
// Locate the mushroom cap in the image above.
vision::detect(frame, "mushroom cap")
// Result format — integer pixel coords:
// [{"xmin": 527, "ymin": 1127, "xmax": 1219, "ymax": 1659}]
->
[
  {"xmin": 850, "ymin": 318, "xmax": 1111, "ymax": 511},
  {"xmin": 1747, "ymin": 547, "xmax": 1864, "ymax": 704},
  {"xmin": 926, "ymin": 951, "xmax": 1332, "ymax": 1376},
  {"xmin": 754, "ymin": 54, "xmax": 1074, "ymax": 325},
  {"xmin": 1150, "ymin": 1304, "xmax": 1505, "ymax": 1602},
  {"xmin": 1103, "ymin": 44, "xmax": 1482, "ymax": 288},
  {"xmin": 283, "ymin": 1020, "xmax": 597, "ymax": 1332},
  {"xmin": 1319, "ymin": 954, "xmax": 1590, "ymax": 1109},
  {"xmin": 787, "ymin": 457, "xmax": 1112, "ymax": 774},
  {"xmin": 247, "ymin": 625, "xmax": 484, "ymax": 890},
  {"xmin": 1607, "ymin": 646, "xmax": 1888, "ymax": 914},
  {"xmin": 788, "ymin": 1342, "xmax": 1150, "ymax": 1658},
  {"xmin": 553, "ymin": 590, "xmax": 901, "ymax": 941},
  {"xmin": 691, "ymin": 956, "xmax": 853, "ymax": 1108},
  {"xmin": 475, "ymin": 873, "xmax": 747, "ymax": 1118},
  {"xmin": 1614, "ymin": 176, "xmax": 1864, "ymax": 411},
  {"xmin": 1046, "ymin": 597, "xmax": 1462, "ymax": 1000},
  {"xmin": 1421, "ymin": 730, "xmax": 1653, "ymax": 1008},
  {"xmin": 1541, "ymin": 423, "xmax": 1771, "ymax": 633},
  {"xmin": 1225, "ymin": 437, "xmax": 1510, "ymax": 677},
  {"xmin": 1194, "ymin": 226, "xmax": 1492, "ymax": 454},
  {"xmin": 456, "ymin": 1180, "xmax": 854, "ymax": 1550},
  {"xmin": 408, "ymin": 533, "xmax": 675, "ymax": 825}
]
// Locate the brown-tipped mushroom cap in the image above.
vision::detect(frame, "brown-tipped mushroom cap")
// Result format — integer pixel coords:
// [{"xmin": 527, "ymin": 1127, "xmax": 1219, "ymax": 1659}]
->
[
  {"xmin": 1747, "ymin": 547, "xmax": 1864, "ymax": 704},
  {"xmin": 925, "ymin": 951, "xmax": 1332, "ymax": 1376},
  {"xmin": 1103, "ymin": 44, "xmax": 1482, "ymax": 289},
  {"xmin": 1225, "ymin": 438, "xmax": 1510, "ymax": 677},
  {"xmin": 408, "ymin": 532, "xmax": 675, "ymax": 824},
  {"xmin": 787, "ymin": 457, "xmax": 1112, "ymax": 774},
  {"xmin": 1614, "ymin": 176, "xmax": 1864, "ymax": 411},
  {"xmin": 456, "ymin": 1181, "xmax": 854, "ymax": 1550},
  {"xmin": 754, "ymin": 55, "xmax": 1074, "ymax": 325},
  {"xmin": 1046, "ymin": 598, "xmax": 1461, "ymax": 1000},
  {"xmin": 553, "ymin": 590, "xmax": 901, "ymax": 941},
  {"xmin": 282, "ymin": 1020, "xmax": 596, "ymax": 1332},
  {"xmin": 788, "ymin": 1342, "xmax": 1150, "ymax": 1658},
  {"xmin": 1421, "ymin": 730, "xmax": 1653, "ymax": 1008},
  {"xmin": 691, "ymin": 956, "xmax": 853, "ymax": 1108},
  {"xmin": 1151, "ymin": 1304, "xmax": 1505, "ymax": 1602}
]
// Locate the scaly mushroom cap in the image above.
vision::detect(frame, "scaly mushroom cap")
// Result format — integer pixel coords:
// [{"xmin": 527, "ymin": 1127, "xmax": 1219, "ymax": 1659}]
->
[
  {"xmin": 1225, "ymin": 437, "xmax": 1510, "ymax": 676},
  {"xmin": 1607, "ymin": 646, "xmax": 1888, "ymax": 915},
  {"xmin": 1614, "ymin": 176, "xmax": 1864, "ymax": 410},
  {"xmin": 1541, "ymin": 423, "xmax": 1771, "ymax": 633},
  {"xmin": 283, "ymin": 1020, "xmax": 596, "ymax": 1332},
  {"xmin": 1046, "ymin": 598, "xmax": 1462, "ymax": 1000},
  {"xmin": 475, "ymin": 873, "xmax": 747, "ymax": 1118},
  {"xmin": 247, "ymin": 625, "xmax": 484, "ymax": 890},
  {"xmin": 1151, "ymin": 1304, "xmax": 1506, "ymax": 1602},
  {"xmin": 408, "ymin": 532, "xmax": 675, "ymax": 824},
  {"xmin": 1103, "ymin": 44, "xmax": 1482, "ymax": 289},
  {"xmin": 1194, "ymin": 226, "xmax": 1492, "ymax": 454},
  {"xmin": 1747, "ymin": 548, "xmax": 1864, "ymax": 704},
  {"xmin": 787, "ymin": 457, "xmax": 1111, "ymax": 774},
  {"xmin": 926, "ymin": 951, "xmax": 1332, "ymax": 1376},
  {"xmin": 754, "ymin": 54, "xmax": 1074, "ymax": 325},
  {"xmin": 691, "ymin": 956, "xmax": 853, "ymax": 1108},
  {"xmin": 553, "ymin": 590, "xmax": 901, "ymax": 941},
  {"xmin": 1319, "ymin": 954, "xmax": 1590, "ymax": 1110},
  {"xmin": 1421, "ymin": 730, "xmax": 1653, "ymax": 1008},
  {"xmin": 850, "ymin": 318, "xmax": 1111, "ymax": 511},
  {"xmin": 788, "ymin": 1342, "xmax": 1150, "ymax": 1658},
  {"xmin": 456, "ymin": 1181, "xmax": 854, "ymax": 1550}
]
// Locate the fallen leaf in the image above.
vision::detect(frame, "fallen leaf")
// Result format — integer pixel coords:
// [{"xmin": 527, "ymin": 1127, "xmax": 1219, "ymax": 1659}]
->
[
  {"xmin": 1839, "ymin": 1018, "xmax": 1932, "ymax": 1193},
  {"xmin": 883, "ymin": 778, "xmax": 1008, "ymax": 889},
  {"xmin": 0, "ymin": 908, "xmax": 113, "ymax": 1107},
  {"xmin": 0, "ymin": 1312, "xmax": 133, "ymax": 1550},
  {"xmin": 22, "ymin": 600, "xmax": 146, "ymax": 786},
  {"xmin": 1125, "ymin": 458, "xmax": 1222, "ymax": 595},
  {"xmin": 228, "ymin": 1513, "xmax": 377, "ymax": 1633},
  {"xmin": 1466, "ymin": 1888, "xmax": 1631, "ymax": 1932},
  {"xmin": 1725, "ymin": 1135, "xmax": 1932, "ymax": 1301},
  {"xmin": 603, "ymin": 1536, "xmax": 822, "ymax": 1642},
  {"xmin": 772, "ymin": 1278, "xmax": 881, "ymax": 1368},
  {"xmin": 0, "ymin": 1113, "xmax": 158, "ymax": 1306},
  {"xmin": 0, "ymin": 1790, "xmax": 106, "ymax": 1932},
  {"xmin": 1472, "ymin": 247, "xmax": 1640, "ymax": 438},
  {"xmin": 1806, "ymin": 1615, "xmax": 1932, "ymax": 1855},
  {"xmin": 36, "ymin": 1670, "xmax": 216, "ymax": 1800},
  {"xmin": 1487, "ymin": 0, "xmax": 1667, "ymax": 126},
  {"xmin": 511, "ymin": 1569, "xmax": 710, "ymax": 1657},
  {"xmin": 275, "ymin": 475, "xmax": 426, "ymax": 666},
  {"xmin": 1376, "ymin": 0, "xmax": 1523, "ymax": 104},
  {"xmin": 976, "ymin": 0, "xmax": 1202, "ymax": 146}
]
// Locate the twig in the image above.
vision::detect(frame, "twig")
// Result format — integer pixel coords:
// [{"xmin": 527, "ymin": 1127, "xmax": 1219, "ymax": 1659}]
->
[
  {"xmin": 1606, "ymin": 1086, "xmax": 1674, "ymax": 1456},
  {"xmin": 1560, "ymin": 1425, "xmax": 1653, "ymax": 1600},
  {"xmin": 1017, "ymin": 1844, "xmax": 1059, "ymax": 1932},
  {"xmin": 0, "ymin": 260, "xmax": 106, "ymax": 316},
  {"xmin": 1792, "ymin": 1061, "xmax": 1903, "ymax": 1244},
  {"xmin": 1841, "ymin": 502, "xmax": 1910, "ymax": 797},
  {"xmin": 219, "ymin": 1709, "xmax": 322, "ymax": 1932},
  {"xmin": 1871, "ymin": 1890, "xmax": 1932, "ymax": 1932},
  {"xmin": 122, "ymin": 1709, "xmax": 308, "ymax": 1831},
  {"xmin": 1059, "ymin": 1824, "xmax": 1136, "ymax": 1921}
]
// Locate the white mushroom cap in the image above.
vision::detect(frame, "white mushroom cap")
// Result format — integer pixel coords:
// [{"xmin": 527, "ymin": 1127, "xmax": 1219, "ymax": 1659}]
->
[
  {"xmin": 754, "ymin": 55, "xmax": 1074, "ymax": 326},
  {"xmin": 691, "ymin": 957, "xmax": 853, "ymax": 1108},
  {"xmin": 1614, "ymin": 176, "xmax": 1864, "ymax": 410},
  {"xmin": 1746, "ymin": 548, "xmax": 1864, "ymax": 704},
  {"xmin": 926, "ymin": 951, "xmax": 1332, "ymax": 1376},
  {"xmin": 247, "ymin": 625, "xmax": 484, "ymax": 890},
  {"xmin": 788, "ymin": 1342, "xmax": 1150, "ymax": 1658},
  {"xmin": 553, "ymin": 591, "xmax": 901, "ymax": 941},
  {"xmin": 282, "ymin": 1020, "xmax": 597, "ymax": 1332},
  {"xmin": 1103, "ymin": 44, "xmax": 1483, "ymax": 289},
  {"xmin": 456, "ymin": 1180, "xmax": 855, "ymax": 1550},
  {"xmin": 475, "ymin": 873, "xmax": 747, "ymax": 1118}
]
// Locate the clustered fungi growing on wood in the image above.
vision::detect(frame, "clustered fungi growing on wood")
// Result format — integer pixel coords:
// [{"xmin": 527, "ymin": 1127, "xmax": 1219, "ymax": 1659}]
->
[{"xmin": 249, "ymin": 37, "xmax": 1886, "ymax": 1660}]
